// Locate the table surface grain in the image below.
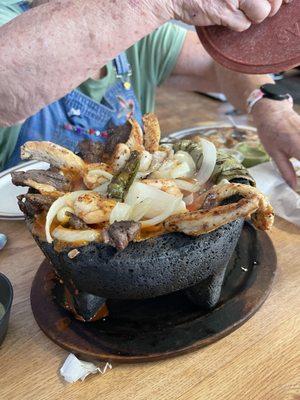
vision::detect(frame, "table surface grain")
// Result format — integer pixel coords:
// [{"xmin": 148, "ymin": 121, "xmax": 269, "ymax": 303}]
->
[{"xmin": 0, "ymin": 88, "xmax": 299, "ymax": 400}]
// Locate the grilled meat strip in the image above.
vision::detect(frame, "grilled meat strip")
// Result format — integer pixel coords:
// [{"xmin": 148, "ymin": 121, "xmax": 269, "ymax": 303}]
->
[
  {"xmin": 104, "ymin": 122, "xmax": 132, "ymax": 155},
  {"xmin": 77, "ymin": 140, "xmax": 104, "ymax": 164},
  {"xmin": 21, "ymin": 141, "xmax": 85, "ymax": 173},
  {"xmin": 164, "ymin": 183, "xmax": 274, "ymax": 235},
  {"xmin": 65, "ymin": 212, "xmax": 90, "ymax": 230},
  {"xmin": 102, "ymin": 221, "xmax": 141, "ymax": 251},
  {"xmin": 12, "ymin": 169, "xmax": 71, "ymax": 192},
  {"xmin": 17, "ymin": 193, "xmax": 57, "ymax": 216},
  {"xmin": 142, "ymin": 113, "xmax": 161, "ymax": 153}
]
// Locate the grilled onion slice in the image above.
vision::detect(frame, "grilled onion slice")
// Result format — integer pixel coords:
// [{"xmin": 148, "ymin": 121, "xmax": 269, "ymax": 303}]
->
[{"xmin": 52, "ymin": 226, "xmax": 101, "ymax": 243}]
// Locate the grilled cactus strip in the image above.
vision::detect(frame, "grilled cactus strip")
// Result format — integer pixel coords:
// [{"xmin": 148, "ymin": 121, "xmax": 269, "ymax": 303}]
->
[
  {"xmin": 107, "ymin": 150, "xmax": 140, "ymax": 200},
  {"xmin": 173, "ymin": 140, "xmax": 255, "ymax": 185},
  {"xmin": 173, "ymin": 140, "xmax": 203, "ymax": 169},
  {"xmin": 212, "ymin": 151, "xmax": 255, "ymax": 186}
]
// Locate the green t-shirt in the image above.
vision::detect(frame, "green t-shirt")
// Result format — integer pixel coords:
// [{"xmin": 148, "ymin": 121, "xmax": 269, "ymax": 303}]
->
[{"xmin": 0, "ymin": 1, "xmax": 187, "ymax": 170}]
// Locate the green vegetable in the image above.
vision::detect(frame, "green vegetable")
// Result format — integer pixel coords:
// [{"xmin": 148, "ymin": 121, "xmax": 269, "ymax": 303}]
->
[
  {"xmin": 108, "ymin": 151, "xmax": 141, "ymax": 201},
  {"xmin": 212, "ymin": 150, "xmax": 256, "ymax": 186},
  {"xmin": 236, "ymin": 142, "xmax": 270, "ymax": 168},
  {"xmin": 173, "ymin": 140, "xmax": 203, "ymax": 169},
  {"xmin": 174, "ymin": 139, "xmax": 255, "ymax": 185}
]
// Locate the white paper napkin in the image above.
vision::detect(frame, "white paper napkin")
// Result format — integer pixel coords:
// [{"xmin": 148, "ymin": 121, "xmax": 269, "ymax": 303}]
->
[
  {"xmin": 249, "ymin": 161, "xmax": 300, "ymax": 227},
  {"xmin": 60, "ymin": 354, "xmax": 112, "ymax": 383}
]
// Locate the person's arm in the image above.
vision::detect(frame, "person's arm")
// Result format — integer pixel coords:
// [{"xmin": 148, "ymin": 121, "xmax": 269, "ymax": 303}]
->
[
  {"xmin": 167, "ymin": 31, "xmax": 300, "ymax": 189},
  {"xmin": 0, "ymin": 0, "xmax": 169, "ymax": 126},
  {"xmin": 0, "ymin": 0, "xmax": 284, "ymax": 126}
]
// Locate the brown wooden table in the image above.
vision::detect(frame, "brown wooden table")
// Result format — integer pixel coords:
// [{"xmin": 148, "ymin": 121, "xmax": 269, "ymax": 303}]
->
[{"xmin": 0, "ymin": 88, "xmax": 299, "ymax": 400}]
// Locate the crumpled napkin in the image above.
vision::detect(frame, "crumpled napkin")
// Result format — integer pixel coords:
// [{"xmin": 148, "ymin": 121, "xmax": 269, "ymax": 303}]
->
[
  {"xmin": 249, "ymin": 160, "xmax": 300, "ymax": 227},
  {"xmin": 60, "ymin": 353, "xmax": 112, "ymax": 383}
]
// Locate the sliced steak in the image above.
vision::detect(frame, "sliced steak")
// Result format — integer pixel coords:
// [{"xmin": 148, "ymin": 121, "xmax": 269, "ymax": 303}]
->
[
  {"xmin": 17, "ymin": 193, "xmax": 56, "ymax": 216},
  {"xmin": 66, "ymin": 212, "xmax": 89, "ymax": 230},
  {"xmin": 77, "ymin": 140, "xmax": 104, "ymax": 163},
  {"xmin": 103, "ymin": 221, "xmax": 141, "ymax": 251},
  {"xmin": 12, "ymin": 169, "xmax": 71, "ymax": 192},
  {"xmin": 104, "ymin": 121, "xmax": 132, "ymax": 155}
]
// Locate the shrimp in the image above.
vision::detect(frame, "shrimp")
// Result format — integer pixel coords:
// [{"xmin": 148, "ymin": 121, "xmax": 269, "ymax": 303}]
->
[{"xmin": 73, "ymin": 192, "xmax": 116, "ymax": 224}]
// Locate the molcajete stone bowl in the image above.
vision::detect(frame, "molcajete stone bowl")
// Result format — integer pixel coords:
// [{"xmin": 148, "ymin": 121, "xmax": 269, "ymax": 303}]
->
[{"xmin": 27, "ymin": 217, "xmax": 244, "ymax": 303}]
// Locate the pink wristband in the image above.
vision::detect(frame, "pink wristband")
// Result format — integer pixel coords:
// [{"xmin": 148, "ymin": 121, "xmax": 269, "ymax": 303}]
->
[{"xmin": 247, "ymin": 89, "xmax": 293, "ymax": 114}]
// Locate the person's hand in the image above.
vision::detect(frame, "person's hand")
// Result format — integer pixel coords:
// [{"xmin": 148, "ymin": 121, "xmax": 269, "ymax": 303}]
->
[
  {"xmin": 164, "ymin": 0, "xmax": 291, "ymax": 32},
  {"xmin": 252, "ymin": 99, "xmax": 300, "ymax": 189}
]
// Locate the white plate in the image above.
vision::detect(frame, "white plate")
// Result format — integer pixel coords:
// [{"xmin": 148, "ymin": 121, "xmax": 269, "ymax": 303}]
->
[
  {"xmin": 0, "ymin": 161, "xmax": 49, "ymax": 220},
  {"xmin": 162, "ymin": 122, "xmax": 257, "ymax": 142}
]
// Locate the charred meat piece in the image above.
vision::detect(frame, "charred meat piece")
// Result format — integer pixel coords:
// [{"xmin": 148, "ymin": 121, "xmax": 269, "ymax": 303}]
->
[
  {"xmin": 17, "ymin": 193, "xmax": 57, "ymax": 216},
  {"xmin": 77, "ymin": 140, "xmax": 104, "ymax": 164},
  {"xmin": 66, "ymin": 212, "xmax": 90, "ymax": 230},
  {"xmin": 12, "ymin": 170, "xmax": 71, "ymax": 192},
  {"xmin": 103, "ymin": 221, "xmax": 141, "ymax": 251},
  {"xmin": 104, "ymin": 121, "xmax": 132, "ymax": 155}
]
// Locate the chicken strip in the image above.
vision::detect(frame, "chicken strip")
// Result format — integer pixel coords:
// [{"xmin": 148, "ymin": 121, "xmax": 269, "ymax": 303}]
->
[
  {"xmin": 143, "ymin": 113, "xmax": 161, "ymax": 153},
  {"xmin": 21, "ymin": 141, "xmax": 86, "ymax": 173},
  {"xmin": 164, "ymin": 183, "xmax": 274, "ymax": 235},
  {"xmin": 110, "ymin": 143, "xmax": 131, "ymax": 172},
  {"xmin": 202, "ymin": 183, "xmax": 274, "ymax": 230},
  {"xmin": 127, "ymin": 118, "xmax": 144, "ymax": 152}
]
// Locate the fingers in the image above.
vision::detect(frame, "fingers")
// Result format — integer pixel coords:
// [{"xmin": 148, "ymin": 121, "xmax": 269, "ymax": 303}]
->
[
  {"xmin": 239, "ymin": 0, "xmax": 272, "ymax": 23},
  {"xmin": 268, "ymin": 0, "xmax": 283, "ymax": 17},
  {"xmin": 226, "ymin": 0, "xmax": 289, "ymax": 31},
  {"xmin": 272, "ymin": 152, "xmax": 297, "ymax": 189},
  {"xmin": 222, "ymin": 9, "xmax": 252, "ymax": 32}
]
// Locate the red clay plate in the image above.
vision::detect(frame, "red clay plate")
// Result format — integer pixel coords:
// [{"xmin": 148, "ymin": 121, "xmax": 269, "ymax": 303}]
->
[{"xmin": 196, "ymin": 2, "xmax": 300, "ymax": 74}]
